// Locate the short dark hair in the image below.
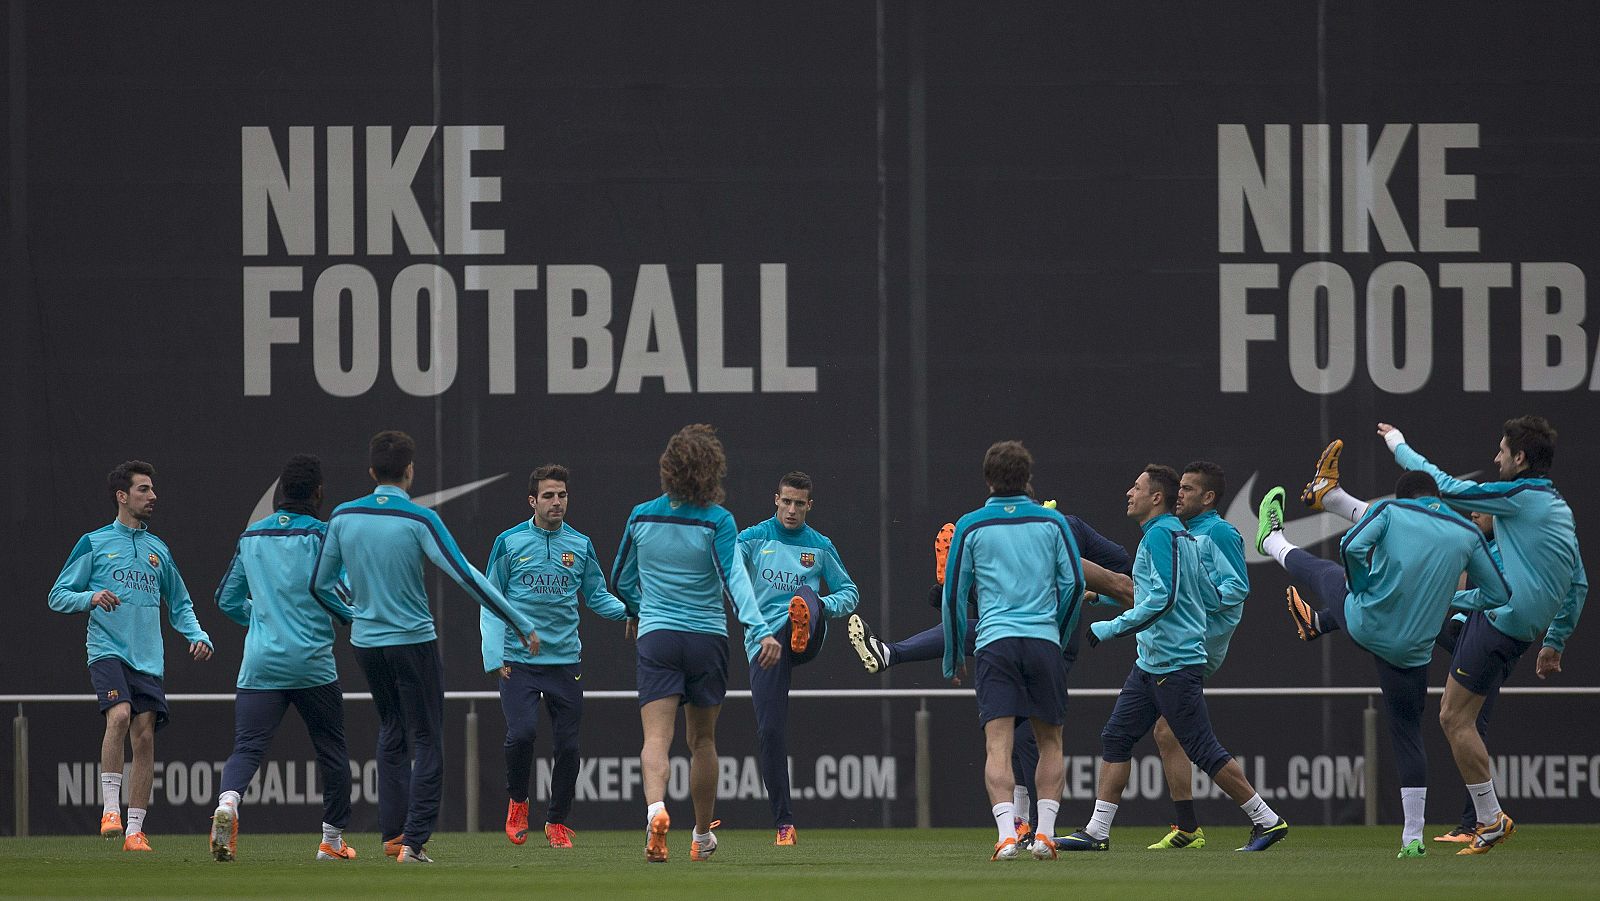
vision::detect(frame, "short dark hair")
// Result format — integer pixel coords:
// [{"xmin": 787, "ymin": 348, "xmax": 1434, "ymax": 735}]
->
[
  {"xmin": 369, "ymin": 430, "xmax": 415, "ymax": 481},
  {"xmin": 660, "ymin": 424, "xmax": 726, "ymax": 507},
  {"xmin": 983, "ymin": 441, "xmax": 1033, "ymax": 495},
  {"xmin": 529, "ymin": 464, "xmax": 570, "ymax": 494},
  {"xmin": 1395, "ymin": 470, "xmax": 1440, "ymax": 500},
  {"xmin": 779, "ymin": 471, "xmax": 812, "ymax": 493},
  {"xmin": 279, "ymin": 454, "xmax": 323, "ymax": 501},
  {"xmin": 107, "ymin": 460, "xmax": 155, "ymax": 504},
  {"xmin": 1182, "ymin": 460, "xmax": 1227, "ymax": 507},
  {"xmin": 1144, "ymin": 464, "xmax": 1180, "ymax": 513},
  {"xmin": 1504, "ymin": 415, "xmax": 1556, "ymax": 472}
]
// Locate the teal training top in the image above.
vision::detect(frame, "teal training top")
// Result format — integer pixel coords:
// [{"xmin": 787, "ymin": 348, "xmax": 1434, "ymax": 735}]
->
[
  {"xmin": 1393, "ymin": 443, "xmax": 1585, "ymax": 646},
  {"xmin": 479, "ymin": 518, "xmax": 628, "ymax": 669},
  {"xmin": 736, "ymin": 517, "xmax": 859, "ymax": 663},
  {"xmin": 311, "ymin": 485, "xmax": 533, "ymax": 649},
  {"xmin": 941, "ymin": 495, "xmax": 1085, "ymax": 680},
  {"xmin": 1340, "ymin": 497, "xmax": 1510, "ymax": 669},
  {"xmin": 611, "ymin": 494, "xmax": 769, "ymax": 641},
  {"xmin": 48, "ymin": 519, "xmax": 211, "ymax": 678},
  {"xmin": 1089, "ymin": 513, "xmax": 1212, "ymax": 675},
  {"xmin": 1183, "ymin": 509, "xmax": 1250, "ymax": 647},
  {"xmin": 215, "ymin": 510, "xmax": 356, "ymax": 689}
]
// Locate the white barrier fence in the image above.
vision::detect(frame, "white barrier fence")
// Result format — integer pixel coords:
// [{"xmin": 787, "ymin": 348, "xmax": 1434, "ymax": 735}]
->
[{"xmin": 7, "ymin": 686, "xmax": 1597, "ymax": 836}]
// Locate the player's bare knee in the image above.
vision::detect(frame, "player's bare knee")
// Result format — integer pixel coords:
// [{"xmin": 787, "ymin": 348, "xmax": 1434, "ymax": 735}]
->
[
  {"xmin": 103, "ymin": 702, "xmax": 132, "ymax": 734},
  {"xmin": 1153, "ymin": 720, "xmax": 1178, "ymax": 749}
]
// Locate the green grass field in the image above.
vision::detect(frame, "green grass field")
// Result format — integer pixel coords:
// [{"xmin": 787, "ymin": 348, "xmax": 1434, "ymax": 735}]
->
[{"xmin": 1, "ymin": 826, "xmax": 1596, "ymax": 899}]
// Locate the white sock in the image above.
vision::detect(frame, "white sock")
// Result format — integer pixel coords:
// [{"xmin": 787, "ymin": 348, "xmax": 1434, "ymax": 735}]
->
[
  {"xmin": 322, "ymin": 822, "xmax": 344, "ymax": 849},
  {"xmin": 1012, "ymin": 786, "xmax": 1031, "ymax": 821},
  {"xmin": 1264, "ymin": 530, "xmax": 1296, "ymax": 566},
  {"xmin": 693, "ymin": 827, "xmax": 715, "ymax": 847},
  {"xmin": 646, "ymin": 800, "xmax": 665, "ymax": 827},
  {"xmin": 218, "ymin": 790, "xmax": 241, "ymax": 812},
  {"xmin": 1467, "ymin": 780, "xmax": 1501, "ymax": 824},
  {"xmin": 992, "ymin": 801, "xmax": 1014, "ymax": 842},
  {"xmin": 1400, "ymin": 787, "xmax": 1426, "ymax": 845},
  {"xmin": 100, "ymin": 773, "xmax": 123, "ymax": 815},
  {"xmin": 126, "ymin": 807, "xmax": 146, "ymax": 836},
  {"xmin": 1320, "ymin": 487, "xmax": 1368, "ymax": 523},
  {"xmin": 1086, "ymin": 800, "xmax": 1118, "ymax": 841},
  {"xmin": 1035, "ymin": 799, "xmax": 1060, "ymax": 838},
  {"xmin": 1240, "ymin": 793, "xmax": 1279, "ymax": 828}
]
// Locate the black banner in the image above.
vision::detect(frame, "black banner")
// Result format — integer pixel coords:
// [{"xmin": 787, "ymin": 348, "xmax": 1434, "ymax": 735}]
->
[{"xmin": 4, "ymin": 2, "xmax": 1596, "ymax": 834}]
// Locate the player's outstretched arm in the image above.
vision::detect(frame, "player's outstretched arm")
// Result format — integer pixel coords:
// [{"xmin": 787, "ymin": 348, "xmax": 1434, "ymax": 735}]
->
[
  {"xmin": 1082, "ymin": 559, "xmax": 1133, "ymax": 607},
  {"xmin": 579, "ymin": 540, "xmax": 630, "ymax": 620}
]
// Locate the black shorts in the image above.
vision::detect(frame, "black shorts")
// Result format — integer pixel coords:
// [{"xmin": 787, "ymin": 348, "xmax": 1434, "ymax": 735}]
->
[
  {"xmin": 89, "ymin": 657, "xmax": 169, "ymax": 731},
  {"xmin": 637, "ymin": 629, "xmax": 729, "ymax": 708},
  {"xmin": 1450, "ymin": 611, "xmax": 1530, "ymax": 696},
  {"xmin": 973, "ymin": 637, "xmax": 1067, "ymax": 726},
  {"xmin": 1101, "ymin": 664, "xmax": 1231, "ymax": 777}
]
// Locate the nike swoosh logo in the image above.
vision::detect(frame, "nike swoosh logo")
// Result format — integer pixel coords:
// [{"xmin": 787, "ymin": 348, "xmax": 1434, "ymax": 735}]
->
[
  {"xmin": 1457, "ymin": 668, "xmax": 1470, "ymax": 676},
  {"xmin": 574, "ymin": 674, "xmax": 582, "ymax": 681},
  {"xmin": 105, "ymin": 553, "xmax": 119, "ymax": 558},
  {"xmin": 1157, "ymin": 678, "xmax": 1167, "ymax": 685},
  {"xmin": 248, "ymin": 474, "xmax": 508, "ymax": 527},
  {"xmin": 761, "ymin": 549, "xmax": 777, "ymax": 554}
]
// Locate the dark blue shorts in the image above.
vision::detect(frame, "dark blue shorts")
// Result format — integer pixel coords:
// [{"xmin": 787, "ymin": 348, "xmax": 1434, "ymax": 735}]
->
[
  {"xmin": 1101, "ymin": 664, "xmax": 1231, "ymax": 777},
  {"xmin": 637, "ymin": 629, "xmax": 729, "ymax": 707},
  {"xmin": 1450, "ymin": 611, "xmax": 1530, "ymax": 696},
  {"xmin": 974, "ymin": 637, "xmax": 1067, "ymax": 726},
  {"xmin": 89, "ymin": 658, "xmax": 169, "ymax": 731}
]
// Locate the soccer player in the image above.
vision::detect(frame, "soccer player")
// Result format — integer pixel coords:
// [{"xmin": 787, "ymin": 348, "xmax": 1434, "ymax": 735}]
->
[
  {"xmin": 1434, "ymin": 511, "xmax": 1500, "ymax": 843},
  {"xmin": 1060, "ymin": 465, "xmax": 1287, "ymax": 853},
  {"xmin": 1256, "ymin": 467, "xmax": 1509, "ymax": 857},
  {"xmin": 737, "ymin": 470, "xmax": 860, "ymax": 846},
  {"xmin": 311, "ymin": 431, "xmax": 539, "ymax": 864},
  {"xmin": 47, "ymin": 460, "xmax": 213, "ymax": 852},
  {"xmin": 847, "ymin": 505, "xmax": 1132, "ymax": 842},
  {"xmin": 613, "ymin": 424, "xmax": 779, "ymax": 863},
  {"xmin": 480, "ymin": 463, "xmax": 628, "ymax": 849},
  {"xmin": 1300, "ymin": 417, "xmax": 1586, "ymax": 854},
  {"xmin": 939, "ymin": 441, "xmax": 1084, "ymax": 860},
  {"xmin": 1146, "ymin": 460, "xmax": 1248, "ymax": 851},
  {"xmin": 210, "ymin": 454, "xmax": 359, "ymax": 862}
]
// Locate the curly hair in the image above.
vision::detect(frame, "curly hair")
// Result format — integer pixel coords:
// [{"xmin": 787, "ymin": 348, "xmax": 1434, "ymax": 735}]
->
[{"xmin": 660, "ymin": 424, "xmax": 727, "ymax": 507}]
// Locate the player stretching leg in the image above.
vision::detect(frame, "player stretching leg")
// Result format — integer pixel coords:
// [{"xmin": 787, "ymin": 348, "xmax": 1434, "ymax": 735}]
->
[
  {"xmin": 850, "ymin": 505, "xmax": 1132, "ymax": 843},
  {"xmin": 1258, "ymin": 465, "xmax": 1508, "ymax": 857},
  {"xmin": 941, "ymin": 441, "xmax": 1084, "ymax": 861},
  {"xmin": 1301, "ymin": 418, "xmax": 1585, "ymax": 855},
  {"xmin": 738, "ymin": 471, "xmax": 860, "ymax": 846}
]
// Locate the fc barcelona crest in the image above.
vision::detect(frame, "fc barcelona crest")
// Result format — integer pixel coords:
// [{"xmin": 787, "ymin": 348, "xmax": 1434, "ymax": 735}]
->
[
  {"xmin": 561, "ymin": 551, "xmax": 575, "ymax": 567},
  {"xmin": 147, "ymin": 553, "xmax": 160, "ymax": 568},
  {"xmin": 799, "ymin": 552, "xmax": 815, "ymax": 568}
]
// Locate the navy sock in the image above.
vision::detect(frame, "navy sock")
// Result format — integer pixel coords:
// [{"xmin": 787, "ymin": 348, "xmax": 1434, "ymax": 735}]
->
[{"xmin": 1174, "ymin": 800, "xmax": 1198, "ymax": 833}]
